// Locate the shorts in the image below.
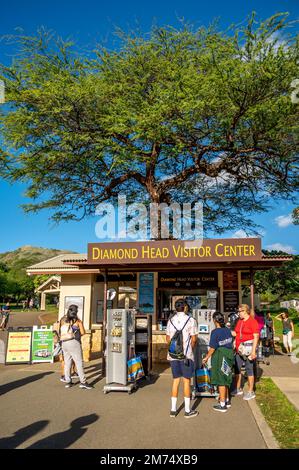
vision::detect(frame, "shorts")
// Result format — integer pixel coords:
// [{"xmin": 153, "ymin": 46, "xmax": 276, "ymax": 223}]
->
[
  {"xmin": 170, "ymin": 359, "xmax": 194, "ymax": 379},
  {"xmin": 235, "ymin": 353, "xmax": 256, "ymax": 377}
]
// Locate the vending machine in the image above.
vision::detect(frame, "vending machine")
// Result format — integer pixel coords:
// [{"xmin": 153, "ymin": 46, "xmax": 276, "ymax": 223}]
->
[
  {"xmin": 192, "ymin": 309, "xmax": 217, "ymax": 398},
  {"xmin": 103, "ymin": 309, "xmax": 136, "ymax": 394}
]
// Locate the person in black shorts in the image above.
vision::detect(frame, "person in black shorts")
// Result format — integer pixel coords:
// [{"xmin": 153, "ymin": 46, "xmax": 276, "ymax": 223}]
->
[{"xmin": 166, "ymin": 299, "xmax": 198, "ymax": 419}]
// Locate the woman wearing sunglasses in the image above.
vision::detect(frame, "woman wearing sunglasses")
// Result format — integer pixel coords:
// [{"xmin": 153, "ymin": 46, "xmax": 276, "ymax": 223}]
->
[{"xmin": 231, "ymin": 304, "xmax": 259, "ymax": 401}]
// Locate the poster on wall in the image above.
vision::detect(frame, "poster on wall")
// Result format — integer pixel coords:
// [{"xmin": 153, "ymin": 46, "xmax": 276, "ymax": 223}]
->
[
  {"xmin": 138, "ymin": 273, "xmax": 154, "ymax": 313},
  {"xmin": 64, "ymin": 296, "xmax": 84, "ymax": 322},
  {"xmin": 223, "ymin": 291, "xmax": 239, "ymax": 312},
  {"xmin": 5, "ymin": 327, "xmax": 32, "ymax": 364},
  {"xmin": 223, "ymin": 271, "xmax": 238, "ymax": 290},
  {"xmin": 31, "ymin": 326, "xmax": 54, "ymax": 363}
]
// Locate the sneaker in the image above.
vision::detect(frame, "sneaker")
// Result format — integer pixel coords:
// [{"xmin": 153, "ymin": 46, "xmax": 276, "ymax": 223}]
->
[
  {"xmin": 184, "ymin": 410, "xmax": 198, "ymax": 419},
  {"xmin": 60, "ymin": 376, "xmax": 68, "ymax": 383},
  {"xmin": 231, "ymin": 388, "xmax": 243, "ymax": 396},
  {"xmin": 243, "ymin": 391, "xmax": 256, "ymax": 401},
  {"xmin": 213, "ymin": 404, "xmax": 228, "ymax": 413},
  {"xmin": 225, "ymin": 400, "xmax": 232, "ymax": 408},
  {"xmin": 65, "ymin": 382, "xmax": 72, "ymax": 388},
  {"xmin": 71, "ymin": 372, "xmax": 79, "ymax": 379},
  {"xmin": 79, "ymin": 382, "xmax": 93, "ymax": 390},
  {"xmin": 170, "ymin": 410, "xmax": 178, "ymax": 418}
]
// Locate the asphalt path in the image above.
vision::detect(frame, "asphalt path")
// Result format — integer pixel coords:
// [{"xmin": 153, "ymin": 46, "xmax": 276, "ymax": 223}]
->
[{"xmin": 0, "ymin": 311, "xmax": 267, "ymax": 449}]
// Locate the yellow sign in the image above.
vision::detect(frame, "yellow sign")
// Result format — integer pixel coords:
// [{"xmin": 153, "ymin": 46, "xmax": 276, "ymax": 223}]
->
[{"xmin": 6, "ymin": 330, "xmax": 32, "ymax": 364}]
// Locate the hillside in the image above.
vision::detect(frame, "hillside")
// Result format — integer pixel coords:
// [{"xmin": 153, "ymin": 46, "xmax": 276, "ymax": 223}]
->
[{"xmin": 0, "ymin": 245, "xmax": 75, "ymax": 271}]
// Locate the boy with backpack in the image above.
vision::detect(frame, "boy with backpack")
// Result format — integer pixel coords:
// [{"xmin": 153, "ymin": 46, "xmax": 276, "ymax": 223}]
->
[{"xmin": 166, "ymin": 298, "xmax": 198, "ymax": 418}]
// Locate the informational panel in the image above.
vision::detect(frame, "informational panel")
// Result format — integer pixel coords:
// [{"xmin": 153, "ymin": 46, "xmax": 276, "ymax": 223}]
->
[
  {"xmin": 223, "ymin": 270, "xmax": 238, "ymax": 290},
  {"xmin": 5, "ymin": 327, "xmax": 32, "ymax": 364},
  {"xmin": 223, "ymin": 291, "xmax": 239, "ymax": 312},
  {"xmin": 138, "ymin": 273, "xmax": 154, "ymax": 313},
  {"xmin": 31, "ymin": 326, "xmax": 54, "ymax": 363}
]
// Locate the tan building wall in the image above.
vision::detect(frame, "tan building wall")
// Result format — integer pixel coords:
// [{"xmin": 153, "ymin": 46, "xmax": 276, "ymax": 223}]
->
[
  {"xmin": 59, "ymin": 273, "xmax": 95, "ymax": 361},
  {"xmin": 57, "ymin": 269, "xmax": 250, "ymax": 363},
  {"xmin": 59, "ymin": 273, "xmax": 93, "ymax": 330}
]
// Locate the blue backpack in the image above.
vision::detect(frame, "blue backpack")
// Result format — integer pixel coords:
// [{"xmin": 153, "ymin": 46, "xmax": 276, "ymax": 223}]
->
[{"xmin": 168, "ymin": 316, "xmax": 191, "ymax": 360}]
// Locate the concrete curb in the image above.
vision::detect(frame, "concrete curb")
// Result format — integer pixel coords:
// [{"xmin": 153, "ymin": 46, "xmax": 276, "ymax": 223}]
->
[{"xmin": 247, "ymin": 399, "xmax": 280, "ymax": 449}]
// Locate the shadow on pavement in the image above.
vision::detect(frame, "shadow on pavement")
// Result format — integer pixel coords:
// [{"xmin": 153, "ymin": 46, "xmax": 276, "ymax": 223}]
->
[
  {"xmin": 0, "ymin": 420, "xmax": 49, "ymax": 449},
  {"xmin": 134, "ymin": 373, "xmax": 160, "ymax": 390},
  {"xmin": 26, "ymin": 414, "xmax": 99, "ymax": 449},
  {"xmin": 0, "ymin": 372, "xmax": 54, "ymax": 396}
]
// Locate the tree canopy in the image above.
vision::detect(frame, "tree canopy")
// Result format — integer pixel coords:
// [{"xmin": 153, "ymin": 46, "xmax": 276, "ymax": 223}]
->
[
  {"xmin": 0, "ymin": 13, "xmax": 298, "ymax": 236},
  {"xmin": 255, "ymin": 252, "xmax": 299, "ymax": 299}
]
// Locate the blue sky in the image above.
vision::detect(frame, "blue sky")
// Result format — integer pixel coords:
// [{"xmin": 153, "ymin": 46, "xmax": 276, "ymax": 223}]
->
[{"xmin": 0, "ymin": 0, "xmax": 298, "ymax": 254}]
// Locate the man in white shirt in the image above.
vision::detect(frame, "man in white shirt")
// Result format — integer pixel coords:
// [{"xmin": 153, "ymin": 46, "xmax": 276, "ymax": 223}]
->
[{"xmin": 166, "ymin": 298, "xmax": 198, "ymax": 419}]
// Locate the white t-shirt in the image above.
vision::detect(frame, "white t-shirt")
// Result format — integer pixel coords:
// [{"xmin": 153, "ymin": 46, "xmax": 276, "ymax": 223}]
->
[{"xmin": 166, "ymin": 313, "xmax": 198, "ymax": 361}]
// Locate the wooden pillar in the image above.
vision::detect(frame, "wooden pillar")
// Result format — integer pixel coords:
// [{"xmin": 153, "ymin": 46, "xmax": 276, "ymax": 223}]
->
[
  {"xmin": 250, "ymin": 268, "xmax": 255, "ymax": 315},
  {"xmin": 101, "ymin": 269, "xmax": 108, "ymax": 378},
  {"xmin": 41, "ymin": 292, "xmax": 46, "ymax": 311}
]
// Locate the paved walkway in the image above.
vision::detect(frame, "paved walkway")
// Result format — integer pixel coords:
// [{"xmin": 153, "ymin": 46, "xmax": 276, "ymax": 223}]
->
[
  {"xmin": 0, "ymin": 311, "xmax": 297, "ymax": 449},
  {"xmin": 271, "ymin": 377, "xmax": 299, "ymax": 411},
  {"xmin": 0, "ymin": 359, "xmax": 267, "ymax": 449}
]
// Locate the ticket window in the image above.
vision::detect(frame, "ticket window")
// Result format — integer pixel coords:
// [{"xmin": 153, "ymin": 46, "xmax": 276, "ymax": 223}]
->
[{"xmin": 157, "ymin": 290, "xmax": 219, "ymax": 330}]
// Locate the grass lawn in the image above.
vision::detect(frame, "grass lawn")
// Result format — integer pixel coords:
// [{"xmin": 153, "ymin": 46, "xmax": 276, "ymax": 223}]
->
[
  {"xmin": 8, "ymin": 303, "xmax": 58, "ymax": 314},
  {"xmin": 255, "ymin": 377, "xmax": 299, "ymax": 449}
]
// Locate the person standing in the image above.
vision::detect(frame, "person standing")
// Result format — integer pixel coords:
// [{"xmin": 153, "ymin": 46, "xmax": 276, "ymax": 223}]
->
[
  {"xmin": 254, "ymin": 309, "xmax": 265, "ymax": 336},
  {"xmin": 231, "ymin": 304, "xmax": 259, "ymax": 401},
  {"xmin": 0, "ymin": 301, "xmax": 10, "ymax": 330},
  {"xmin": 275, "ymin": 312, "xmax": 294, "ymax": 355},
  {"xmin": 166, "ymin": 298, "xmax": 198, "ymax": 419},
  {"xmin": 60, "ymin": 305, "xmax": 93, "ymax": 389},
  {"xmin": 202, "ymin": 312, "xmax": 234, "ymax": 413},
  {"xmin": 265, "ymin": 312, "xmax": 275, "ymax": 353}
]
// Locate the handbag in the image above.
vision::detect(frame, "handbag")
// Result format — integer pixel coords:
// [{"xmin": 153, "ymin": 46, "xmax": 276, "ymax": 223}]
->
[
  {"xmin": 195, "ymin": 365, "xmax": 211, "ymax": 392},
  {"xmin": 237, "ymin": 320, "xmax": 254, "ymax": 358},
  {"xmin": 238, "ymin": 341, "xmax": 254, "ymax": 358},
  {"xmin": 127, "ymin": 356, "xmax": 145, "ymax": 383}
]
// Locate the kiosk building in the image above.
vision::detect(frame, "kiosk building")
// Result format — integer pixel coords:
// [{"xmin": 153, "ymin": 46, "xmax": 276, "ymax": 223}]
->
[{"xmin": 27, "ymin": 238, "xmax": 292, "ymax": 362}]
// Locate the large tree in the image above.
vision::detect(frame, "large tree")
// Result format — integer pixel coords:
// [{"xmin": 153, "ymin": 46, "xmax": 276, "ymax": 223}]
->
[
  {"xmin": 254, "ymin": 252, "xmax": 299, "ymax": 299},
  {"xmin": 0, "ymin": 13, "xmax": 298, "ymax": 236}
]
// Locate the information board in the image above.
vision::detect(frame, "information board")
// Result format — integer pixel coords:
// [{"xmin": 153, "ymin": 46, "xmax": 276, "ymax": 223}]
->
[
  {"xmin": 31, "ymin": 325, "xmax": 54, "ymax": 363},
  {"xmin": 138, "ymin": 273, "xmax": 154, "ymax": 313},
  {"xmin": 5, "ymin": 327, "xmax": 32, "ymax": 364},
  {"xmin": 223, "ymin": 291, "xmax": 239, "ymax": 312}
]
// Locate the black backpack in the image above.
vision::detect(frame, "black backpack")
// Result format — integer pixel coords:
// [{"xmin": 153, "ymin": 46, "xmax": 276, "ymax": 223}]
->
[{"xmin": 168, "ymin": 316, "xmax": 191, "ymax": 360}]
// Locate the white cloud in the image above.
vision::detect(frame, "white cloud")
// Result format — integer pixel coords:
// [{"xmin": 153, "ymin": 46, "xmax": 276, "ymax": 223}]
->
[
  {"xmin": 233, "ymin": 229, "xmax": 249, "ymax": 238},
  {"xmin": 275, "ymin": 214, "xmax": 293, "ymax": 228},
  {"xmin": 266, "ymin": 243, "xmax": 296, "ymax": 254}
]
